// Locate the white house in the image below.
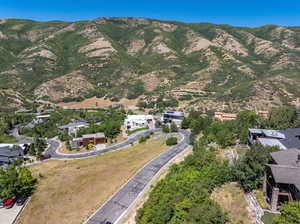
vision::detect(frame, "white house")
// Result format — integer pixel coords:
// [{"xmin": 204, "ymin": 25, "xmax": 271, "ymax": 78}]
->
[{"xmin": 124, "ymin": 115, "xmax": 154, "ymax": 131}]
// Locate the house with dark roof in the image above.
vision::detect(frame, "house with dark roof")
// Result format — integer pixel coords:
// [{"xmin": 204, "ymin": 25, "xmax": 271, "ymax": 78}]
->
[
  {"xmin": 264, "ymin": 149, "xmax": 300, "ymax": 211},
  {"xmin": 248, "ymin": 128, "xmax": 300, "ymax": 150},
  {"xmin": 0, "ymin": 146, "xmax": 24, "ymax": 167}
]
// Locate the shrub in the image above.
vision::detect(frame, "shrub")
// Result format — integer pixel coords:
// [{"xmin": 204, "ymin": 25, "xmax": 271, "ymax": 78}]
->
[
  {"xmin": 166, "ymin": 137, "xmax": 178, "ymax": 146},
  {"xmin": 162, "ymin": 125, "xmax": 170, "ymax": 133},
  {"xmin": 87, "ymin": 143, "xmax": 94, "ymax": 150},
  {"xmin": 170, "ymin": 122, "xmax": 178, "ymax": 132},
  {"xmin": 138, "ymin": 135, "xmax": 150, "ymax": 143},
  {"xmin": 253, "ymin": 189, "xmax": 269, "ymax": 209},
  {"xmin": 274, "ymin": 201, "xmax": 300, "ymax": 224}
]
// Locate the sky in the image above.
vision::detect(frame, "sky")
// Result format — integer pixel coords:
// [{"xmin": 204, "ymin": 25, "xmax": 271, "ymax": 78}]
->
[{"xmin": 0, "ymin": 0, "xmax": 299, "ymax": 27}]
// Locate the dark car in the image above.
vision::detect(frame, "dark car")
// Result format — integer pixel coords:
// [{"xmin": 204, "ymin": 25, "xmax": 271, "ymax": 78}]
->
[
  {"xmin": 16, "ymin": 195, "xmax": 27, "ymax": 206},
  {"xmin": 41, "ymin": 154, "xmax": 51, "ymax": 161},
  {"xmin": 4, "ymin": 198, "xmax": 15, "ymax": 209}
]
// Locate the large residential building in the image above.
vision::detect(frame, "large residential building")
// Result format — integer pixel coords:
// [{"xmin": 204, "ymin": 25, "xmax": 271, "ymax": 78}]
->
[
  {"xmin": 214, "ymin": 112, "xmax": 237, "ymax": 122},
  {"xmin": 58, "ymin": 120, "xmax": 89, "ymax": 135},
  {"xmin": 265, "ymin": 149, "xmax": 300, "ymax": 211},
  {"xmin": 248, "ymin": 128, "xmax": 300, "ymax": 150},
  {"xmin": 124, "ymin": 115, "xmax": 154, "ymax": 131},
  {"xmin": 70, "ymin": 132, "xmax": 107, "ymax": 148},
  {"xmin": 161, "ymin": 111, "xmax": 184, "ymax": 126}
]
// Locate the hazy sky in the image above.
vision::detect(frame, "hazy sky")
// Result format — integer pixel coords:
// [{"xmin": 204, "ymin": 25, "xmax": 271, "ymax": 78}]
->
[{"xmin": 0, "ymin": 0, "xmax": 299, "ymax": 27}]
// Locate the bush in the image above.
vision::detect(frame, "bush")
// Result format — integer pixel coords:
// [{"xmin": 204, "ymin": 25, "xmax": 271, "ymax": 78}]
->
[
  {"xmin": 253, "ymin": 189, "xmax": 269, "ymax": 209},
  {"xmin": 166, "ymin": 137, "xmax": 178, "ymax": 146},
  {"xmin": 138, "ymin": 135, "xmax": 150, "ymax": 143},
  {"xmin": 162, "ymin": 125, "xmax": 170, "ymax": 133},
  {"xmin": 274, "ymin": 201, "xmax": 300, "ymax": 224},
  {"xmin": 170, "ymin": 122, "xmax": 178, "ymax": 132},
  {"xmin": 87, "ymin": 143, "xmax": 94, "ymax": 150}
]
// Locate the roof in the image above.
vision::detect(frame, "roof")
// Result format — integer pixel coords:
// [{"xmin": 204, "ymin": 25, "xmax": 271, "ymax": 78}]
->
[
  {"xmin": 59, "ymin": 121, "xmax": 88, "ymax": 130},
  {"xmin": 271, "ymin": 148, "xmax": 300, "ymax": 166},
  {"xmin": 0, "ymin": 156, "xmax": 10, "ymax": 163},
  {"xmin": 126, "ymin": 115, "xmax": 153, "ymax": 120},
  {"xmin": 249, "ymin": 128, "xmax": 300, "ymax": 150},
  {"xmin": 0, "ymin": 146, "xmax": 24, "ymax": 157},
  {"xmin": 268, "ymin": 149, "xmax": 300, "ymax": 191},
  {"xmin": 36, "ymin": 114, "xmax": 51, "ymax": 119},
  {"xmin": 279, "ymin": 128, "xmax": 300, "ymax": 149},
  {"xmin": 163, "ymin": 111, "xmax": 184, "ymax": 116},
  {"xmin": 249, "ymin": 128, "xmax": 264, "ymax": 134},
  {"xmin": 262, "ymin": 130, "xmax": 285, "ymax": 139},
  {"xmin": 267, "ymin": 164, "xmax": 300, "ymax": 190},
  {"xmin": 82, "ymin": 133, "xmax": 105, "ymax": 139},
  {"xmin": 258, "ymin": 138, "xmax": 287, "ymax": 150}
]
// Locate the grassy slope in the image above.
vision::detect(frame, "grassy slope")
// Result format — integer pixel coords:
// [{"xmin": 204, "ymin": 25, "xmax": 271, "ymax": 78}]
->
[
  {"xmin": 211, "ymin": 182, "xmax": 251, "ymax": 224},
  {"xmin": 17, "ymin": 137, "xmax": 168, "ymax": 224}
]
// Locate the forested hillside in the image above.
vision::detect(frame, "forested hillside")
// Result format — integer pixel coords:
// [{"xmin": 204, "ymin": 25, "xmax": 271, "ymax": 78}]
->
[{"xmin": 0, "ymin": 17, "xmax": 300, "ymax": 111}]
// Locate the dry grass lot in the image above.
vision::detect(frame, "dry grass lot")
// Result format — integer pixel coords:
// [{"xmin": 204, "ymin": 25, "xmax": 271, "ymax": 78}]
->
[
  {"xmin": 17, "ymin": 138, "xmax": 168, "ymax": 224},
  {"xmin": 211, "ymin": 182, "xmax": 250, "ymax": 224}
]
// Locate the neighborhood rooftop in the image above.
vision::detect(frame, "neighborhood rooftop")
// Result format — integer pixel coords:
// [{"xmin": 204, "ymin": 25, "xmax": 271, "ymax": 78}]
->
[
  {"xmin": 82, "ymin": 133, "xmax": 105, "ymax": 138},
  {"xmin": 271, "ymin": 148, "xmax": 300, "ymax": 166},
  {"xmin": 267, "ymin": 164, "xmax": 300, "ymax": 191},
  {"xmin": 249, "ymin": 128, "xmax": 300, "ymax": 150},
  {"xmin": 0, "ymin": 146, "xmax": 24, "ymax": 157},
  {"xmin": 58, "ymin": 121, "xmax": 88, "ymax": 129}
]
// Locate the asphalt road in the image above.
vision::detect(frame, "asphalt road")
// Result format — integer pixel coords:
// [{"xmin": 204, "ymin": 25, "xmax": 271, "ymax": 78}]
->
[
  {"xmin": 85, "ymin": 129, "xmax": 190, "ymax": 224},
  {"xmin": 45, "ymin": 129, "xmax": 164, "ymax": 159}
]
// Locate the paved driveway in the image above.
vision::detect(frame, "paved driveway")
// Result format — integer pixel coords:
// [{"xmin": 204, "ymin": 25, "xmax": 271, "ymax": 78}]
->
[
  {"xmin": 0, "ymin": 204, "xmax": 23, "ymax": 224},
  {"xmin": 85, "ymin": 129, "xmax": 190, "ymax": 224}
]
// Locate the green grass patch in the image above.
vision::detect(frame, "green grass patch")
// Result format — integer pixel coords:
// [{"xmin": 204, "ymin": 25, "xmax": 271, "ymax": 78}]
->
[
  {"xmin": 0, "ymin": 134, "xmax": 17, "ymax": 143},
  {"xmin": 127, "ymin": 126, "xmax": 149, "ymax": 135},
  {"xmin": 253, "ymin": 189, "xmax": 269, "ymax": 209},
  {"xmin": 262, "ymin": 212, "xmax": 279, "ymax": 224}
]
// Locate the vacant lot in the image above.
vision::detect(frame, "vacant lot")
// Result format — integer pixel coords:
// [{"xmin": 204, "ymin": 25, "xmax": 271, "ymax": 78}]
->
[
  {"xmin": 211, "ymin": 182, "xmax": 250, "ymax": 224},
  {"xmin": 17, "ymin": 138, "xmax": 168, "ymax": 224}
]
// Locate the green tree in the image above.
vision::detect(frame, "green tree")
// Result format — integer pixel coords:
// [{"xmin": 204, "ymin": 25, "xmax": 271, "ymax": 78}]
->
[
  {"xmin": 0, "ymin": 165, "xmax": 36, "ymax": 199},
  {"xmin": 267, "ymin": 106, "xmax": 297, "ymax": 129},
  {"xmin": 234, "ymin": 143, "xmax": 278, "ymax": 192},
  {"xmin": 274, "ymin": 201, "xmax": 300, "ymax": 224},
  {"xmin": 170, "ymin": 122, "xmax": 178, "ymax": 132},
  {"xmin": 162, "ymin": 125, "xmax": 170, "ymax": 133},
  {"xmin": 166, "ymin": 137, "xmax": 178, "ymax": 146},
  {"xmin": 236, "ymin": 110, "xmax": 259, "ymax": 144},
  {"xmin": 103, "ymin": 120, "xmax": 121, "ymax": 142},
  {"xmin": 181, "ymin": 117, "xmax": 190, "ymax": 129}
]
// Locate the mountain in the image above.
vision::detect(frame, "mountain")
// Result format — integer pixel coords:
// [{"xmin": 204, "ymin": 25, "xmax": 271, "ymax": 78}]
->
[{"xmin": 0, "ymin": 17, "xmax": 300, "ymax": 112}]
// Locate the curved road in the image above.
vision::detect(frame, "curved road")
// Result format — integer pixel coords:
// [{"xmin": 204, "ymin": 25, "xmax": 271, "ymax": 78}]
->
[
  {"xmin": 46, "ymin": 129, "xmax": 165, "ymax": 159},
  {"xmin": 85, "ymin": 129, "xmax": 190, "ymax": 224}
]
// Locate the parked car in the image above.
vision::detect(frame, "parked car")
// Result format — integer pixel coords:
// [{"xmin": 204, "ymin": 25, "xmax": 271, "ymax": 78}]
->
[
  {"xmin": 41, "ymin": 154, "xmax": 51, "ymax": 161},
  {"xmin": 0, "ymin": 200, "xmax": 4, "ymax": 208},
  {"xmin": 4, "ymin": 198, "xmax": 15, "ymax": 209},
  {"xmin": 16, "ymin": 195, "xmax": 27, "ymax": 206}
]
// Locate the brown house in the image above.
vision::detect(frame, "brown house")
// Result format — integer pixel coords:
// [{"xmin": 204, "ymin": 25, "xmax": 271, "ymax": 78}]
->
[
  {"xmin": 71, "ymin": 132, "xmax": 107, "ymax": 148},
  {"xmin": 81, "ymin": 133, "xmax": 107, "ymax": 146}
]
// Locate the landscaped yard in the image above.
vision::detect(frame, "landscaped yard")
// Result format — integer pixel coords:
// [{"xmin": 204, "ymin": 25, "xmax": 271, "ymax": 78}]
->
[
  {"xmin": 211, "ymin": 182, "xmax": 251, "ymax": 224},
  {"xmin": 262, "ymin": 212, "xmax": 279, "ymax": 224},
  {"xmin": 17, "ymin": 138, "xmax": 168, "ymax": 224}
]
